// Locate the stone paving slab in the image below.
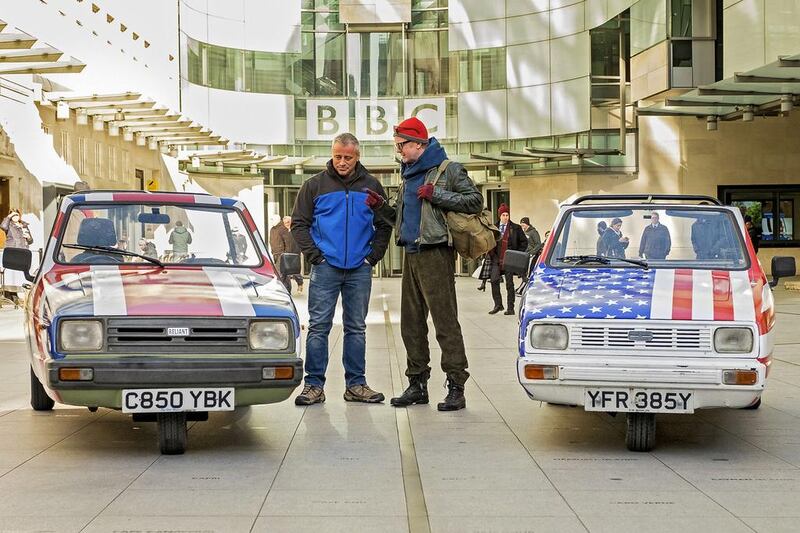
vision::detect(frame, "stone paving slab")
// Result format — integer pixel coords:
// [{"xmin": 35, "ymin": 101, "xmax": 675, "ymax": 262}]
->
[{"xmin": 0, "ymin": 279, "xmax": 799, "ymax": 532}]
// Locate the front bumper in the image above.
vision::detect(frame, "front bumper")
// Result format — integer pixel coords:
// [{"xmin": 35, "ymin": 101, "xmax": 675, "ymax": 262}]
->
[
  {"xmin": 46, "ymin": 356, "xmax": 303, "ymax": 390},
  {"xmin": 517, "ymin": 354, "xmax": 766, "ymax": 410}
]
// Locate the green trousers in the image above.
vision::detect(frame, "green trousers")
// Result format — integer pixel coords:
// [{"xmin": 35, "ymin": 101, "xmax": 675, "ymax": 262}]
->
[{"xmin": 401, "ymin": 246, "xmax": 470, "ymax": 386}]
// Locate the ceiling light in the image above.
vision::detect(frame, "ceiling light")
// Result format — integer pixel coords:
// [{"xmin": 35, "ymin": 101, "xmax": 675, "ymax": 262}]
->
[
  {"xmin": 135, "ymin": 132, "xmax": 145, "ymax": 146},
  {"xmin": 781, "ymin": 94, "xmax": 793, "ymax": 114},
  {"xmin": 76, "ymin": 108, "xmax": 88, "ymax": 125},
  {"xmin": 122, "ymin": 127, "xmax": 133, "ymax": 141},
  {"xmin": 147, "ymin": 137, "xmax": 157, "ymax": 150},
  {"xmin": 706, "ymin": 116, "xmax": 718, "ymax": 131},
  {"xmin": 159, "ymin": 141, "xmax": 169, "ymax": 154},
  {"xmin": 108, "ymin": 122, "xmax": 119, "ymax": 136},
  {"xmin": 742, "ymin": 105, "xmax": 754, "ymax": 122},
  {"xmin": 92, "ymin": 114, "xmax": 104, "ymax": 131},
  {"xmin": 114, "ymin": 109, "xmax": 124, "ymax": 121}
]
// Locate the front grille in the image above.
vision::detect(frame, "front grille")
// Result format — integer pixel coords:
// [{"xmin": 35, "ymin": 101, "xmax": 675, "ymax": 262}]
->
[
  {"xmin": 106, "ymin": 318, "xmax": 250, "ymax": 353},
  {"xmin": 570, "ymin": 324, "xmax": 712, "ymax": 352}
]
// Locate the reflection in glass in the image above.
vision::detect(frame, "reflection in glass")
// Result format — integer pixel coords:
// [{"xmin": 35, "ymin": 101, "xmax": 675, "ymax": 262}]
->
[
  {"xmin": 346, "ymin": 32, "xmax": 403, "ymax": 97},
  {"xmin": 407, "ymin": 31, "xmax": 450, "ymax": 95},
  {"xmin": 302, "ymin": 32, "xmax": 345, "ymax": 96}
]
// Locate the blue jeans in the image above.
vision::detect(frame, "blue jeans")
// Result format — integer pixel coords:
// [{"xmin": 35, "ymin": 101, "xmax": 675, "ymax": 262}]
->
[{"xmin": 304, "ymin": 261, "xmax": 372, "ymax": 388}]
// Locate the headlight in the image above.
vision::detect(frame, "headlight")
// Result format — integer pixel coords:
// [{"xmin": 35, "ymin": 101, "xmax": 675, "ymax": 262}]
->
[
  {"xmin": 58, "ymin": 320, "xmax": 103, "ymax": 352},
  {"xmin": 249, "ymin": 321, "xmax": 290, "ymax": 351},
  {"xmin": 530, "ymin": 324, "xmax": 568, "ymax": 350},
  {"xmin": 714, "ymin": 327, "xmax": 754, "ymax": 353}
]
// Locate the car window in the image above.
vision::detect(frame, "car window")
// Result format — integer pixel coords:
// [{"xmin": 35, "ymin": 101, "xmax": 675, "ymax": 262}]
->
[
  {"xmin": 56, "ymin": 203, "xmax": 261, "ymax": 267},
  {"xmin": 547, "ymin": 207, "xmax": 749, "ymax": 270}
]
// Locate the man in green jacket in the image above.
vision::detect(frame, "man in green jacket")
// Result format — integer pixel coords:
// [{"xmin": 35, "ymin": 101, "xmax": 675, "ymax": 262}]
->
[{"xmin": 365, "ymin": 117, "xmax": 483, "ymax": 411}]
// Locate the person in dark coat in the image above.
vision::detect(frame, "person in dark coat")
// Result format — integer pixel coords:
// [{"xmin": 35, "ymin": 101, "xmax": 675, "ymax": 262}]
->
[
  {"xmin": 691, "ymin": 216, "xmax": 719, "ymax": 259},
  {"xmin": 638, "ymin": 212, "xmax": 671, "ymax": 260},
  {"xmin": 600, "ymin": 217, "xmax": 629, "ymax": 258},
  {"xmin": 596, "ymin": 220, "xmax": 608, "ymax": 256},
  {"xmin": 744, "ymin": 215, "xmax": 761, "ymax": 253},
  {"xmin": 488, "ymin": 203, "xmax": 528, "ymax": 315},
  {"xmin": 269, "ymin": 215, "xmax": 304, "ymax": 293}
]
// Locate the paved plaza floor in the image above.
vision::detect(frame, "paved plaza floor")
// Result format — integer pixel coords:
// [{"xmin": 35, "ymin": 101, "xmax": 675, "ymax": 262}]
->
[{"xmin": 2, "ymin": 278, "xmax": 800, "ymax": 532}]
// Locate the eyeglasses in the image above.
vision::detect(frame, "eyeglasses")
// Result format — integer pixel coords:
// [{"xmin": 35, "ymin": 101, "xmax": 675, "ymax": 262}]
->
[{"xmin": 395, "ymin": 140, "xmax": 413, "ymax": 151}]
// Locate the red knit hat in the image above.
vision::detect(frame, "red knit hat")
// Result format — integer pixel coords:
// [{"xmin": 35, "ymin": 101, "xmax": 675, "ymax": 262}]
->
[
  {"xmin": 498, "ymin": 203, "xmax": 509, "ymax": 216},
  {"xmin": 394, "ymin": 117, "xmax": 428, "ymax": 143}
]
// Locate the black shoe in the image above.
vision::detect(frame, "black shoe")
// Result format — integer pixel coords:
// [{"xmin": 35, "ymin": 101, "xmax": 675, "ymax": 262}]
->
[
  {"xmin": 391, "ymin": 379, "xmax": 429, "ymax": 407},
  {"xmin": 504, "ymin": 308, "xmax": 515, "ymax": 315},
  {"xmin": 437, "ymin": 381, "xmax": 466, "ymax": 411},
  {"xmin": 488, "ymin": 305, "xmax": 503, "ymax": 314}
]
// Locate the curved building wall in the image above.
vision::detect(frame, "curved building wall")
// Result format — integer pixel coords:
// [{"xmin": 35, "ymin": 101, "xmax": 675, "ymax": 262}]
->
[
  {"xmin": 179, "ymin": 0, "xmax": 300, "ymax": 145},
  {"xmin": 179, "ymin": 0, "xmax": 636, "ymax": 147}
]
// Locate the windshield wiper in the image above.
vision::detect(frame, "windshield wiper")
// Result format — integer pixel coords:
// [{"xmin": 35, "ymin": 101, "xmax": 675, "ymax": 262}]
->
[
  {"xmin": 557, "ymin": 255, "xmax": 611, "ymax": 265},
  {"xmin": 557, "ymin": 254, "xmax": 649, "ymax": 269},
  {"xmin": 62, "ymin": 244, "xmax": 164, "ymax": 267}
]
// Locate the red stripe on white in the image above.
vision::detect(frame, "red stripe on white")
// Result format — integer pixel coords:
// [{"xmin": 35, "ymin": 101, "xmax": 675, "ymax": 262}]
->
[
  {"xmin": 119, "ymin": 268, "xmax": 224, "ymax": 316},
  {"xmin": 672, "ymin": 269, "xmax": 693, "ymax": 320},
  {"xmin": 111, "ymin": 192, "xmax": 197, "ymax": 203},
  {"xmin": 711, "ymin": 271, "xmax": 735, "ymax": 321}
]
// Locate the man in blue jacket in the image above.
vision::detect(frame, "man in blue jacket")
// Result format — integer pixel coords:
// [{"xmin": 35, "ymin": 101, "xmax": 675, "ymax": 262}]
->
[{"xmin": 291, "ymin": 133, "xmax": 392, "ymax": 405}]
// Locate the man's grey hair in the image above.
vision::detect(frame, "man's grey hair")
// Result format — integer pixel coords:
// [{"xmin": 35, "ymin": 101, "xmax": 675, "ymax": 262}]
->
[{"xmin": 332, "ymin": 133, "xmax": 360, "ymax": 153}]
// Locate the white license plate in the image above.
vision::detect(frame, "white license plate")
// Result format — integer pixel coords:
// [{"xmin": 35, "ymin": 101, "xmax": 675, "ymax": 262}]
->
[
  {"xmin": 122, "ymin": 388, "xmax": 235, "ymax": 413},
  {"xmin": 584, "ymin": 388, "xmax": 694, "ymax": 413}
]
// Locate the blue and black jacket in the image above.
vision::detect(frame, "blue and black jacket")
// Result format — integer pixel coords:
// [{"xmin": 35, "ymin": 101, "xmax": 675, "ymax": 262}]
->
[{"xmin": 291, "ymin": 161, "xmax": 392, "ymax": 269}]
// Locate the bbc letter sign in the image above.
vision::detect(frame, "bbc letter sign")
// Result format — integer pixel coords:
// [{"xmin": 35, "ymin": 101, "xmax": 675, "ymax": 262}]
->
[{"xmin": 306, "ymin": 98, "xmax": 446, "ymax": 140}]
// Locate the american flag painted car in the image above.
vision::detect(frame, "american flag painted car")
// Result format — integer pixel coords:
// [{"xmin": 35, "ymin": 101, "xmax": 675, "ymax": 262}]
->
[
  {"xmin": 516, "ymin": 195, "xmax": 794, "ymax": 451},
  {"xmin": 9, "ymin": 191, "xmax": 303, "ymax": 454}
]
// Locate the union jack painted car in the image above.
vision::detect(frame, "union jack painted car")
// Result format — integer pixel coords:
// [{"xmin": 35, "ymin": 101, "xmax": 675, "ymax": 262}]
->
[
  {"xmin": 515, "ymin": 195, "xmax": 795, "ymax": 451},
  {"xmin": 3, "ymin": 191, "xmax": 302, "ymax": 454}
]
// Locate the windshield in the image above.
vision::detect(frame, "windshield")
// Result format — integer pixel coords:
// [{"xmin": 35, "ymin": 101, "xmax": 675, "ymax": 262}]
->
[
  {"xmin": 56, "ymin": 203, "xmax": 262, "ymax": 267},
  {"xmin": 546, "ymin": 207, "xmax": 749, "ymax": 270}
]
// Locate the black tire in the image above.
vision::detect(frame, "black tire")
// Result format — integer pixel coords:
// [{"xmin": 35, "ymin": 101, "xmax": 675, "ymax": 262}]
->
[
  {"xmin": 30, "ymin": 367, "xmax": 55, "ymax": 411},
  {"xmin": 626, "ymin": 413, "xmax": 656, "ymax": 452},
  {"xmin": 742, "ymin": 397, "xmax": 762, "ymax": 410},
  {"xmin": 157, "ymin": 412, "xmax": 187, "ymax": 455}
]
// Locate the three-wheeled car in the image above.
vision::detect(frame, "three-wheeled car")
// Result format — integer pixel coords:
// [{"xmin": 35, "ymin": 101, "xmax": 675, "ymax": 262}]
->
[
  {"xmin": 2, "ymin": 190, "xmax": 303, "ymax": 454},
  {"xmin": 514, "ymin": 195, "xmax": 795, "ymax": 451}
]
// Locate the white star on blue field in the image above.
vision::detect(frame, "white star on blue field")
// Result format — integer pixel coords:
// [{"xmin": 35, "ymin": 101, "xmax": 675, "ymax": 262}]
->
[{"xmin": 524, "ymin": 266, "xmax": 657, "ymax": 320}]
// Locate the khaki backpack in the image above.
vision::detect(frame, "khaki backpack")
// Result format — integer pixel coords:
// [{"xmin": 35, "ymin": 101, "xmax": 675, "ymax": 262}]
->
[{"xmin": 426, "ymin": 160, "xmax": 500, "ymax": 259}]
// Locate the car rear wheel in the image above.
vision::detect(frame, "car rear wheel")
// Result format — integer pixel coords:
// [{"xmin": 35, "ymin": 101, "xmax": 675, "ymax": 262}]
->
[
  {"xmin": 157, "ymin": 412, "xmax": 187, "ymax": 455},
  {"xmin": 625, "ymin": 413, "xmax": 656, "ymax": 452},
  {"xmin": 30, "ymin": 367, "xmax": 55, "ymax": 411}
]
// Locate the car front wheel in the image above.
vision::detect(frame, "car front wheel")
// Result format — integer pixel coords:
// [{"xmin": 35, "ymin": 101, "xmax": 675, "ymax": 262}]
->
[
  {"xmin": 30, "ymin": 366, "xmax": 55, "ymax": 411},
  {"xmin": 625, "ymin": 412, "xmax": 656, "ymax": 452},
  {"xmin": 157, "ymin": 412, "xmax": 187, "ymax": 455}
]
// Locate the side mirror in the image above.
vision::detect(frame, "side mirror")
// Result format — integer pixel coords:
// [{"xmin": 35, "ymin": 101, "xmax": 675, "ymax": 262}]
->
[
  {"xmin": 2, "ymin": 248, "xmax": 34, "ymax": 282},
  {"xmin": 770, "ymin": 256, "xmax": 796, "ymax": 288},
  {"xmin": 279, "ymin": 253, "xmax": 301, "ymax": 277},
  {"xmin": 503, "ymin": 249, "xmax": 531, "ymax": 277}
]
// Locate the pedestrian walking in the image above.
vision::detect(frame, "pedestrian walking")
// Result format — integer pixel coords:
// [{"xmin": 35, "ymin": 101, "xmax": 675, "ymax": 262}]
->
[
  {"xmin": 270, "ymin": 216, "xmax": 304, "ymax": 294},
  {"xmin": 519, "ymin": 217, "xmax": 542, "ymax": 258},
  {"xmin": 1, "ymin": 208, "xmax": 33, "ymax": 305},
  {"xmin": 487, "ymin": 204, "xmax": 527, "ymax": 315},
  {"xmin": 364, "ymin": 116, "xmax": 483, "ymax": 411},
  {"xmin": 168, "ymin": 221, "xmax": 193, "ymax": 255},
  {"xmin": 291, "ymin": 132, "xmax": 392, "ymax": 405}
]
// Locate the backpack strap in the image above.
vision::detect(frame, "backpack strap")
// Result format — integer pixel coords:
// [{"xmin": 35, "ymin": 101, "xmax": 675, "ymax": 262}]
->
[{"xmin": 425, "ymin": 160, "xmax": 451, "ymax": 187}]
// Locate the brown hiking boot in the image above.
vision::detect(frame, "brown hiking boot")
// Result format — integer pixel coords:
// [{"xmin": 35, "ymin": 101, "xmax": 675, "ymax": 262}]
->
[
  {"xmin": 343, "ymin": 384, "xmax": 385, "ymax": 403},
  {"xmin": 295, "ymin": 385, "xmax": 325, "ymax": 406}
]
